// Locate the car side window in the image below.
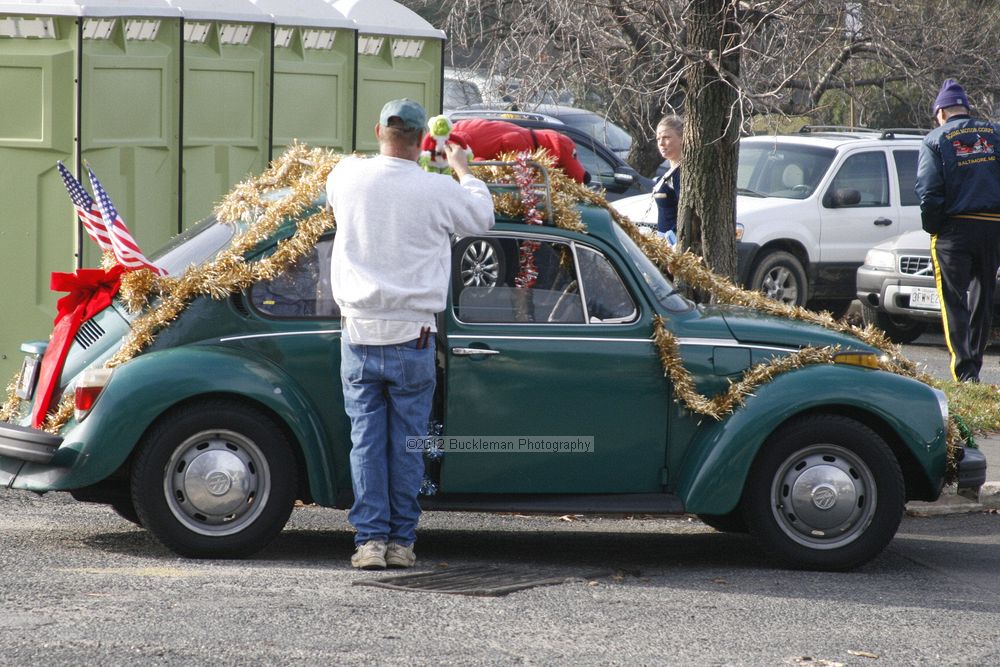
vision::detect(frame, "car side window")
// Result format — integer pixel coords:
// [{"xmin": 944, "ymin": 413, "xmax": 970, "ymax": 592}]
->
[
  {"xmin": 574, "ymin": 141, "xmax": 615, "ymax": 180},
  {"xmin": 250, "ymin": 237, "xmax": 339, "ymax": 318},
  {"xmin": 575, "ymin": 246, "xmax": 638, "ymax": 323},
  {"xmin": 826, "ymin": 152, "xmax": 889, "ymax": 207},
  {"xmin": 893, "ymin": 150, "xmax": 920, "ymax": 206},
  {"xmin": 453, "ymin": 237, "xmax": 584, "ymax": 324}
]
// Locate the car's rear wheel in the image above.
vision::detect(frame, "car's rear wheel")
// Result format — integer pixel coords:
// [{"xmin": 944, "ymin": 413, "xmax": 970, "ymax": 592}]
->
[
  {"xmin": 697, "ymin": 510, "xmax": 748, "ymax": 533},
  {"xmin": 860, "ymin": 302, "xmax": 927, "ymax": 344},
  {"xmin": 130, "ymin": 400, "xmax": 297, "ymax": 558},
  {"xmin": 111, "ymin": 499, "xmax": 142, "ymax": 526},
  {"xmin": 744, "ymin": 415, "xmax": 904, "ymax": 570},
  {"xmin": 749, "ymin": 251, "xmax": 808, "ymax": 307}
]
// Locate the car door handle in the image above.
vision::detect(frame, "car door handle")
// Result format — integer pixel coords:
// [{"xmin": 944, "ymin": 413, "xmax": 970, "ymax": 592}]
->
[
  {"xmin": 451, "ymin": 347, "xmax": 500, "ymax": 356},
  {"xmin": 873, "ymin": 217, "xmax": 894, "ymax": 226}
]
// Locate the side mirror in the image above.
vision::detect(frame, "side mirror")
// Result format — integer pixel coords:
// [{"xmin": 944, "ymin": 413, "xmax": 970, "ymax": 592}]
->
[
  {"xmin": 613, "ymin": 172, "xmax": 636, "ymax": 187},
  {"xmin": 825, "ymin": 188, "xmax": 861, "ymax": 208}
]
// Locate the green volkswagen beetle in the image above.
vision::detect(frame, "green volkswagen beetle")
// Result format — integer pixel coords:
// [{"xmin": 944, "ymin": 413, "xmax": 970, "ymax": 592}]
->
[{"xmin": 0, "ymin": 163, "xmax": 985, "ymax": 571}]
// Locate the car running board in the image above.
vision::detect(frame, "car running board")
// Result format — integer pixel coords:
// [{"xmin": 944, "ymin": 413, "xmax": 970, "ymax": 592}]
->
[{"xmin": 418, "ymin": 493, "xmax": 684, "ymax": 515}]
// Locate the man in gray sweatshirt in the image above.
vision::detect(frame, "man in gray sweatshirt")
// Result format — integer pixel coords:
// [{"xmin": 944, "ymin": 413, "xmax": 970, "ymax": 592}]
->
[{"xmin": 327, "ymin": 99, "xmax": 495, "ymax": 569}]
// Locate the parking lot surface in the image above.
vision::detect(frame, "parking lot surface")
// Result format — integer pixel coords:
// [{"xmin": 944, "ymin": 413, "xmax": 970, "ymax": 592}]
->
[{"xmin": 3, "ymin": 489, "xmax": 999, "ymax": 666}]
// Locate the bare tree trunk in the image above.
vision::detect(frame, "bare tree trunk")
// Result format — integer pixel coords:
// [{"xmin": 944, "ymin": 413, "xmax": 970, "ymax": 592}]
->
[{"xmin": 678, "ymin": 0, "xmax": 740, "ymax": 284}]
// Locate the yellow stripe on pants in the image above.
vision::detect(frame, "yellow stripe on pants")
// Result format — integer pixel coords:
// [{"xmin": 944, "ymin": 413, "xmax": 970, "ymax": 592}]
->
[{"xmin": 930, "ymin": 233, "xmax": 960, "ymax": 381}]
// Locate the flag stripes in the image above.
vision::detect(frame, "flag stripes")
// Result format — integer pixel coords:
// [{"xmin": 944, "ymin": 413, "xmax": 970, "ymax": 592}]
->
[
  {"xmin": 57, "ymin": 161, "xmax": 112, "ymax": 251},
  {"xmin": 86, "ymin": 166, "xmax": 166, "ymax": 276}
]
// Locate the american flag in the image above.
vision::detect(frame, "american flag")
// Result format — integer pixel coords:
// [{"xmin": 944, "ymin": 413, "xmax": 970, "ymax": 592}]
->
[
  {"xmin": 57, "ymin": 161, "xmax": 112, "ymax": 252},
  {"xmin": 86, "ymin": 165, "xmax": 166, "ymax": 276}
]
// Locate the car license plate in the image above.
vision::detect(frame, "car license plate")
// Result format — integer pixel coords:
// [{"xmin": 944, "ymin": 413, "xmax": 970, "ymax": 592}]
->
[
  {"xmin": 15, "ymin": 355, "xmax": 40, "ymax": 400},
  {"xmin": 909, "ymin": 287, "xmax": 940, "ymax": 310}
]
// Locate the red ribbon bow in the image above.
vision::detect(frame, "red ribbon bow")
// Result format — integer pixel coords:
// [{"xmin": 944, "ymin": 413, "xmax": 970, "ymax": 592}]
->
[{"xmin": 31, "ymin": 266, "xmax": 125, "ymax": 428}]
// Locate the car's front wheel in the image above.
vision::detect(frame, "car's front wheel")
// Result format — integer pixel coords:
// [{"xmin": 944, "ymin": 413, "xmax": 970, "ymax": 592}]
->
[
  {"xmin": 130, "ymin": 400, "xmax": 297, "ymax": 558},
  {"xmin": 860, "ymin": 302, "xmax": 927, "ymax": 344},
  {"xmin": 744, "ymin": 415, "xmax": 904, "ymax": 570},
  {"xmin": 749, "ymin": 250, "xmax": 808, "ymax": 307}
]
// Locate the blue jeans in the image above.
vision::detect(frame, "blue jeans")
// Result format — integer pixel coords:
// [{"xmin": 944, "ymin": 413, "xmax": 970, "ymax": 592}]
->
[{"xmin": 340, "ymin": 333, "xmax": 435, "ymax": 546}]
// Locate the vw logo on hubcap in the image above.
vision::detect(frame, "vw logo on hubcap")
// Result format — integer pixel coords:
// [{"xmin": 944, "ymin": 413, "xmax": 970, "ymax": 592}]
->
[
  {"xmin": 811, "ymin": 484, "xmax": 838, "ymax": 510},
  {"xmin": 205, "ymin": 471, "xmax": 233, "ymax": 496}
]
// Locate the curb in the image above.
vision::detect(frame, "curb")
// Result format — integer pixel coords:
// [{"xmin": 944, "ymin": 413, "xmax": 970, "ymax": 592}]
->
[{"xmin": 906, "ymin": 481, "xmax": 1000, "ymax": 517}]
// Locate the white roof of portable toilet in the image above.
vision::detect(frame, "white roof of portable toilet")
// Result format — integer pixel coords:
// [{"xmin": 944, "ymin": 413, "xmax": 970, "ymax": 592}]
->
[
  {"xmin": 167, "ymin": 0, "xmax": 270, "ymax": 23},
  {"xmin": 255, "ymin": 0, "xmax": 352, "ymax": 29},
  {"xmin": 0, "ymin": 0, "xmax": 180, "ymax": 17},
  {"xmin": 331, "ymin": 0, "xmax": 445, "ymax": 39}
]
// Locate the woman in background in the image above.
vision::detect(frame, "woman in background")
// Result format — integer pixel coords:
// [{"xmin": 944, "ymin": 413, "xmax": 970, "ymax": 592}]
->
[{"xmin": 654, "ymin": 115, "xmax": 683, "ymax": 243}]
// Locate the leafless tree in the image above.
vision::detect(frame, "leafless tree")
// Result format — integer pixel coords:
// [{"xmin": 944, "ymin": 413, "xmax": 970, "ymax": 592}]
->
[{"xmin": 406, "ymin": 0, "xmax": 1000, "ymax": 279}]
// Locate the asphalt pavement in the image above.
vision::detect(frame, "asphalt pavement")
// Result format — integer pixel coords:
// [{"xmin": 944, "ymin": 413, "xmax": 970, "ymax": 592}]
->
[{"xmin": 908, "ymin": 431, "xmax": 1000, "ymax": 516}]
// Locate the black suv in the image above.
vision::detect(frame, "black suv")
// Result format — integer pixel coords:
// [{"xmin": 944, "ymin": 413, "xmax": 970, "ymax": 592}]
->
[{"xmin": 447, "ymin": 110, "xmax": 652, "ymax": 202}]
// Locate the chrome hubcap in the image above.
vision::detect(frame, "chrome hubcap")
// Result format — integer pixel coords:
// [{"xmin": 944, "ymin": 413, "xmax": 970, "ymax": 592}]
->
[
  {"xmin": 461, "ymin": 241, "xmax": 500, "ymax": 287},
  {"xmin": 770, "ymin": 444, "xmax": 876, "ymax": 549},
  {"xmin": 165, "ymin": 430, "xmax": 271, "ymax": 536},
  {"xmin": 762, "ymin": 267, "xmax": 798, "ymax": 304}
]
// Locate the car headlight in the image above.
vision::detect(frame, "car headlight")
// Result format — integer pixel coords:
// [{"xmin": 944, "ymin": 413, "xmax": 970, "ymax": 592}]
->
[
  {"xmin": 735, "ymin": 223, "xmax": 744, "ymax": 241},
  {"xmin": 931, "ymin": 387, "xmax": 949, "ymax": 426},
  {"xmin": 864, "ymin": 248, "xmax": 895, "ymax": 270}
]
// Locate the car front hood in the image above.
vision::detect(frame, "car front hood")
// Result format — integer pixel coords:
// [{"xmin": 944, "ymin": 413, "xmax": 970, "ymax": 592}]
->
[
  {"xmin": 715, "ymin": 305, "xmax": 875, "ymax": 352},
  {"xmin": 610, "ymin": 193, "xmax": 655, "ymax": 224},
  {"xmin": 736, "ymin": 194, "xmax": 808, "ymax": 222}
]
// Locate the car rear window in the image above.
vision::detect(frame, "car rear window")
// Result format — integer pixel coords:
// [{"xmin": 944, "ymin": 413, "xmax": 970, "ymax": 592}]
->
[
  {"xmin": 893, "ymin": 150, "xmax": 920, "ymax": 206},
  {"xmin": 149, "ymin": 215, "xmax": 236, "ymax": 275}
]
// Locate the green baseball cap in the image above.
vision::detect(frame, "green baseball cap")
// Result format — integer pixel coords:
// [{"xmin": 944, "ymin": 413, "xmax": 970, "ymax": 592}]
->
[{"xmin": 379, "ymin": 99, "xmax": 427, "ymax": 131}]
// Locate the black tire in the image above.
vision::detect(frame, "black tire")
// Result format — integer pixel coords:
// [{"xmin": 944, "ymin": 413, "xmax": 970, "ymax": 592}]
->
[
  {"xmin": 860, "ymin": 302, "xmax": 927, "ymax": 344},
  {"xmin": 744, "ymin": 414, "xmax": 905, "ymax": 571},
  {"xmin": 130, "ymin": 400, "xmax": 297, "ymax": 558},
  {"xmin": 749, "ymin": 251, "xmax": 808, "ymax": 307},
  {"xmin": 697, "ymin": 511, "xmax": 748, "ymax": 533},
  {"xmin": 453, "ymin": 237, "xmax": 508, "ymax": 289},
  {"xmin": 111, "ymin": 499, "xmax": 143, "ymax": 526}
]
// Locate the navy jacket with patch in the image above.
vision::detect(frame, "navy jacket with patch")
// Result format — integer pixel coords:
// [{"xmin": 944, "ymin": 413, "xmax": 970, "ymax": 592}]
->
[{"xmin": 915, "ymin": 114, "xmax": 1000, "ymax": 233}]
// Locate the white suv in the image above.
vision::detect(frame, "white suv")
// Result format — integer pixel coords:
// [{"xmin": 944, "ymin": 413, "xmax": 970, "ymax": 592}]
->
[{"xmin": 612, "ymin": 127, "xmax": 925, "ymax": 314}]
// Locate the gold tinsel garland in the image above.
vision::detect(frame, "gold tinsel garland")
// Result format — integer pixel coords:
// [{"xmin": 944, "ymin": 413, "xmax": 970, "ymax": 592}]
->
[
  {"xmin": 0, "ymin": 144, "xmax": 340, "ymax": 432},
  {"xmin": 469, "ymin": 155, "xmax": 961, "ymax": 475},
  {"xmin": 0, "ymin": 145, "xmax": 962, "ymax": 477}
]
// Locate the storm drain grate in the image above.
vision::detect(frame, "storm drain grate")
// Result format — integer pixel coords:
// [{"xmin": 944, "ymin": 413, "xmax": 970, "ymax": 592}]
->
[{"xmin": 353, "ymin": 565, "xmax": 610, "ymax": 597}]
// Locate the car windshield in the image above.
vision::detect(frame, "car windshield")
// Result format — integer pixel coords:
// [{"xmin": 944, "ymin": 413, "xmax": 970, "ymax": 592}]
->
[
  {"xmin": 737, "ymin": 142, "xmax": 836, "ymax": 199},
  {"xmin": 612, "ymin": 224, "xmax": 691, "ymax": 312},
  {"xmin": 444, "ymin": 79, "xmax": 483, "ymax": 109},
  {"xmin": 559, "ymin": 114, "xmax": 633, "ymax": 153},
  {"xmin": 148, "ymin": 215, "xmax": 237, "ymax": 275}
]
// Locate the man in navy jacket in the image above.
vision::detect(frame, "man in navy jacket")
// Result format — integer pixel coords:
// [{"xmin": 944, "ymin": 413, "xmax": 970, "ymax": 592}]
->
[{"xmin": 915, "ymin": 79, "xmax": 1000, "ymax": 382}]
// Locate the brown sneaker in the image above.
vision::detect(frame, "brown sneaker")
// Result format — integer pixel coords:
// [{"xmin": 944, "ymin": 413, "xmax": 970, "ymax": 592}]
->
[
  {"xmin": 385, "ymin": 542, "xmax": 416, "ymax": 568},
  {"xmin": 351, "ymin": 540, "xmax": 387, "ymax": 570}
]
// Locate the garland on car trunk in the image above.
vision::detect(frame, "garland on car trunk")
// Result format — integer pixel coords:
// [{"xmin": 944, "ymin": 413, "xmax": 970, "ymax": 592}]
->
[
  {"xmin": 0, "ymin": 144, "xmax": 962, "ymax": 478},
  {"xmin": 0, "ymin": 144, "xmax": 340, "ymax": 431}
]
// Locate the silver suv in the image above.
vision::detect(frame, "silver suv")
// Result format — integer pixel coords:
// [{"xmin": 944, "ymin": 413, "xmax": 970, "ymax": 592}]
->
[
  {"xmin": 856, "ymin": 230, "xmax": 1000, "ymax": 343},
  {"xmin": 613, "ymin": 127, "xmax": 926, "ymax": 315}
]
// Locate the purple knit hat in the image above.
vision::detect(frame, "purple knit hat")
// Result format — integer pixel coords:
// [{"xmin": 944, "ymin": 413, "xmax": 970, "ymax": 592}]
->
[{"xmin": 932, "ymin": 79, "xmax": 969, "ymax": 114}]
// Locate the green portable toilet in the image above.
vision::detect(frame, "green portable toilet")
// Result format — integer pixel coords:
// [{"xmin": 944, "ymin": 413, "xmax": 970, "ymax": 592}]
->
[
  {"xmin": 77, "ymin": 2, "xmax": 183, "ymax": 268},
  {"xmin": 171, "ymin": 0, "xmax": 272, "ymax": 229},
  {"xmin": 256, "ymin": 0, "xmax": 355, "ymax": 158},
  {"xmin": 0, "ymin": 0, "xmax": 180, "ymax": 379},
  {"xmin": 332, "ymin": 0, "xmax": 444, "ymax": 152}
]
